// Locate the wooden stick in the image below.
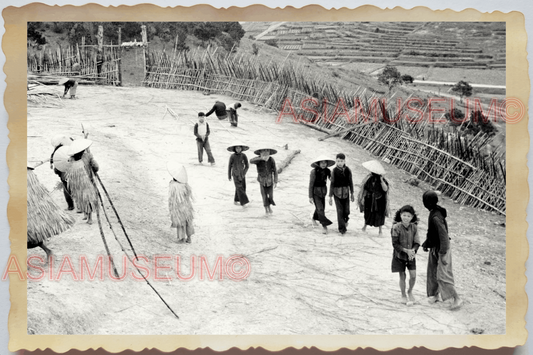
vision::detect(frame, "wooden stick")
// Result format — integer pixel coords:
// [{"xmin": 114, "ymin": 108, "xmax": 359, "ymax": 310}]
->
[
  {"xmin": 94, "ymin": 172, "xmax": 140, "ymax": 260},
  {"xmin": 96, "ymin": 186, "xmax": 180, "ymax": 319},
  {"xmin": 277, "ymin": 149, "xmax": 301, "ymax": 174}
]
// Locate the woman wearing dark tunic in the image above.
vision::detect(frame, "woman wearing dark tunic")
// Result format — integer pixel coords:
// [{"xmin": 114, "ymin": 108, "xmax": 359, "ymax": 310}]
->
[
  {"xmin": 309, "ymin": 156, "xmax": 334, "ymax": 234},
  {"xmin": 358, "ymin": 160, "xmax": 390, "ymax": 235},
  {"xmin": 228, "ymin": 143, "xmax": 250, "ymax": 207}
]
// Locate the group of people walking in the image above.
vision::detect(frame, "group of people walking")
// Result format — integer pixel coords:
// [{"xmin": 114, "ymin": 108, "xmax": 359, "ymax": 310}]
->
[
  {"xmin": 308, "ymin": 156, "xmax": 462, "ymax": 310},
  {"xmin": 45, "ymin": 100, "xmax": 462, "ymax": 311}
]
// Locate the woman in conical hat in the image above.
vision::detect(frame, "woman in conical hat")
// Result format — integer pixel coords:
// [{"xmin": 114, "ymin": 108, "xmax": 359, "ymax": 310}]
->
[
  {"xmin": 250, "ymin": 148, "xmax": 278, "ymax": 215},
  {"xmin": 167, "ymin": 162, "xmax": 195, "ymax": 244},
  {"xmin": 227, "ymin": 143, "xmax": 250, "ymax": 207},
  {"xmin": 357, "ymin": 160, "xmax": 390, "ymax": 235},
  {"xmin": 309, "ymin": 155, "xmax": 335, "ymax": 234},
  {"xmin": 27, "ymin": 166, "xmax": 75, "ymax": 263},
  {"xmin": 65, "ymin": 139, "xmax": 99, "ymax": 224}
]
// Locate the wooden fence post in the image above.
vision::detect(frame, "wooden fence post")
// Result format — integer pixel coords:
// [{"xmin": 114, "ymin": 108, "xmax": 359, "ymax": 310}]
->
[{"xmin": 118, "ymin": 26, "xmax": 122, "ymax": 86}]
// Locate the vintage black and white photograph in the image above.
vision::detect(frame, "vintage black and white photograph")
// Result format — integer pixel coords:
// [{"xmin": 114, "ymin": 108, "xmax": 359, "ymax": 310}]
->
[{"xmin": 25, "ymin": 19, "xmax": 507, "ymax": 336}]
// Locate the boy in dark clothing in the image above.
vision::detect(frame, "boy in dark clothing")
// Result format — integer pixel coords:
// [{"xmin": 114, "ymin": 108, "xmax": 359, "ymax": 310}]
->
[
  {"xmin": 422, "ymin": 190, "xmax": 463, "ymax": 310},
  {"xmin": 194, "ymin": 112, "xmax": 215, "ymax": 165},
  {"xmin": 328, "ymin": 153, "xmax": 354, "ymax": 234},
  {"xmin": 205, "ymin": 101, "xmax": 228, "ymax": 120},
  {"xmin": 250, "ymin": 148, "xmax": 278, "ymax": 215},
  {"xmin": 309, "ymin": 156, "xmax": 334, "ymax": 234},
  {"xmin": 228, "ymin": 144, "xmax": 250, "ymax": 207}
]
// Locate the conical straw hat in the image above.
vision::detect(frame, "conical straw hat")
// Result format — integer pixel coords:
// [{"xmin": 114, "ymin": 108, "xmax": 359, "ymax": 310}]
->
[
  {"xmin": 51, "ymin": 134, "xmax": 72, "ymax": 148},
  {"xmin": 253, "ymin": 148, "xmax": 277, "ymax": 155},
  {"xmin": 58, "ymin": 78, "xmax": 69, "ymax": 85},
  {"xmin": 311, "ymin": 155, "xmax": 335, "ymax": 168},
  {"xmin": 227, "ymin": 143, "xmax": 249, "ymax": 152},
  {"xmin": 362, "ymin": 160, "xmax": 386, "ymax": 175},
  {"xmin": 67, "ymin": 139, "xmax": 93, "ymax": 156},
  {"xmin": 167, "ymin": 162, "xmax": 188, "ymax": 183},
  {"xmin": 52, "ymin": 146, "xmax": 72, "ymax": 172}
]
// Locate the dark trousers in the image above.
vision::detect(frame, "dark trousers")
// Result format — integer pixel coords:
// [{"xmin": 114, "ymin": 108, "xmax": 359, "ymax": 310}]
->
[
  {"xmin": 196, "ymin": 139, "xmax": 215, "ymax": 164},
  {"xmin": 233, "ymin": 177, "xmax": 249, "ymax": 205},
  {"xmin": 333, "ymin": 196, "xmax": 350, "ymax": 233},
  {"xmin": 55, "ymin": 169, "xmax": 74, "ymax": 209},
  {"xmin": 260, "ymin": 184, "xmax": 275, "ymax": 207},
  {"xmin": 228, "ymin": 110, "xmax": 238, "ymax": 127},
  {"xmin": 312, "ymin": 194, "xmax": 332, "ymax": 227},
  {"xmin": 427, "ymin": 248, "xmax": 458, "ymax": 301}
]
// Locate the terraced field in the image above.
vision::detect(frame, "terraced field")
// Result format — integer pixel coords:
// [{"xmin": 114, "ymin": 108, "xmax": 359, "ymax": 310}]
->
[{"xmin": 243, "ymin": 22, "xmax": 505, "ymax": 83}]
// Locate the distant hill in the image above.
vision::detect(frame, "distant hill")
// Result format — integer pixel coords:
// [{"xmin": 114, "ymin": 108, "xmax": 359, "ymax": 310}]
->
[{"xmin": 241, "ymin": 22, "xmax": 506, "ymax": 70}]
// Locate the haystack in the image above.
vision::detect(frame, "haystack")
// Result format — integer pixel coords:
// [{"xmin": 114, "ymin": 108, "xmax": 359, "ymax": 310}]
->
[{"xmin": 27, "ymin": 168, "xmax": 75, "ymax": 244}]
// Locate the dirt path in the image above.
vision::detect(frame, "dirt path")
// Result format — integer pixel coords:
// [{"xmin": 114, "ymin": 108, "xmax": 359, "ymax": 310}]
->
[{"xmin": 27, "ymin": 85, "xmax": 506, "ymax": 335}]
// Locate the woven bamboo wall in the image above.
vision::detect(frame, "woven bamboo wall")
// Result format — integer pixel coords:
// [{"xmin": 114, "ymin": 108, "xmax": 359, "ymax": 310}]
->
[{"xmin": 27, "ymin": 43, "xmax": 121, "ymax": 85}]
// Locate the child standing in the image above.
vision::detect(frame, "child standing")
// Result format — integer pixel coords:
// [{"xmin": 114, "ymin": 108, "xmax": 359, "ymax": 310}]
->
[
  {"xmin": 194, "ymin": 112, "xmax": 215, "ymax": 166},
  {"xmin": 309, "ymin": 156, "xmax": 334, "ymax": 234},
  {"xmin": 228, "ymin": 143, "xmax": 250, "ymax": 207},
  {"xmin": 167, "ymin": 163, "xmax": 195, "ymax": 244},
  {"xmin": 250, "ymin": 148, "xmax": 278, "ymax": 215},
  {"xmin": 328, "ymin": 153, "xmax": 354, "ymax": 234},
  {"xmin": 391, "ymin": 205, "xmax": 420, "ymax": 306}
]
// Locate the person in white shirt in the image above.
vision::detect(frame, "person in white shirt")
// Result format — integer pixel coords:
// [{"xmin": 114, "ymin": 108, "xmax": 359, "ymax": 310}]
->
[{"xmin": 193, "ymin": 112, "xmax": 215, "ymax": 166}]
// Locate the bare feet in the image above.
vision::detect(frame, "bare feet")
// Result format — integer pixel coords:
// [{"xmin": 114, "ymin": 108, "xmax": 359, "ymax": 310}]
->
[
  {"xmin": 267, "ymin": 206, "xmax": 273, "ymax": 214},
  {"xmin": 407, "ymin": 293, "xmax": 415, "ymax": 306},
  {"xmin": 428, "ymin": 294, "xmax": 440, "ymax": 304},
  {"xmin": 322, "ymin": 226, "xmax": 328, "ymax": 235},
  {"xmin": 450, "ymin": 297, "xmax": 463, "ymax": 310},
  {"xmin": 401, "ymin": 296, "xmax": 408, "ymax": 304},
  {"xmin": 361, "ymin": 225, "xmax": 367, "ymax": 232},
  {"xmin": 234, "ymin": 201, "xmax": 240, "ymax": 206},
  {"xmin": 312, "ymin": 219, "xmax": 318, "ymax": 227}
]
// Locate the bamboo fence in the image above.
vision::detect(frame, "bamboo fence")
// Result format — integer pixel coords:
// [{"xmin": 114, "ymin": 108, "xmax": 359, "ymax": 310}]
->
[
  {"xmin": 27, "ymin": 40, "xmax": 121, "ymax": 85},
  {"xmin": 142, "ymin": 46, "xmax": 506, "ymax": 214},
  {"xmin": 27, "ymin": 40, "xmax": 505, "ymax": 214}
]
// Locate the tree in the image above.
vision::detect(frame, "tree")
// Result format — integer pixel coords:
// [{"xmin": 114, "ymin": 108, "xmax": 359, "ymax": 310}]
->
[
  {"xmin": 193, "ymin": 22, "xmax": 219, "ymax": 43},
  {"xmin": 401, "ymin": 74, "xmax": 414, "ymax": 84},
  {"xmin": 265, "ymin": 39, "xmax": 278, "ymax": 48},
  {"xmin": 378, "ymin": 65, "xmax": 403, "ymax": 92},
  {"xmin": 451, "ymin": 80, "xmax": 473, "ymax": 102},
  {"xmin": 444, "ymin": 108, "xmax": 465, "ymax": 126},
  {"xmin": 467, "ymin": 110, "xmax": 497, "ymax": 136}
]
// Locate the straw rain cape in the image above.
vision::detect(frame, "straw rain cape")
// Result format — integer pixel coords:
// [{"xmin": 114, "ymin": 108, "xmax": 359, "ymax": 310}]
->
[
  {"xmin": 27, "ymin": 169, "xmax": 75, "ymax": 244},
  {"xmin": 168, "ymin": 180, "xmax": 194, "ymax": 228},
  {"xmin": 65, "ymin": 159, "xmax": 98, "ymax": 214}
]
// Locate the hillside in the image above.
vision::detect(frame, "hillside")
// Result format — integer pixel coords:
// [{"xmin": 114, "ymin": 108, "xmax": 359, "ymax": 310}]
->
[{"xmin": 242, "ymin": 22, "xmax": 505, "ymax": 70}]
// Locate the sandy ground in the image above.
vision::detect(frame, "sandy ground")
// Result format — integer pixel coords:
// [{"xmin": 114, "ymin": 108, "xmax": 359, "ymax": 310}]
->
[{"xmin": 26, "ymin": 85, "xmax": 506, "ymax": 335}]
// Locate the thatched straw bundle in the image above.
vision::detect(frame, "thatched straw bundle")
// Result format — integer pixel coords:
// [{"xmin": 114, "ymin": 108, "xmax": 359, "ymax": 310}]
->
[
  {"xmin": 65, "ymin": 159, "xmax": 98, "ymax": 214},
  {"xmin": 168, "ymin": 180, "xmax": 194, "ymax": 229},
  {"xmin": 27, "ymin": 169, "xmax": 75, "ymax": 244}
]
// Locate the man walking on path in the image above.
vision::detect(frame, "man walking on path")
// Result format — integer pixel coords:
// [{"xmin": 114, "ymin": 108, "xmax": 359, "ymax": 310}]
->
[{"xmin": 194, "ymin": 112, "xmax": 215, "ymax": 166}]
